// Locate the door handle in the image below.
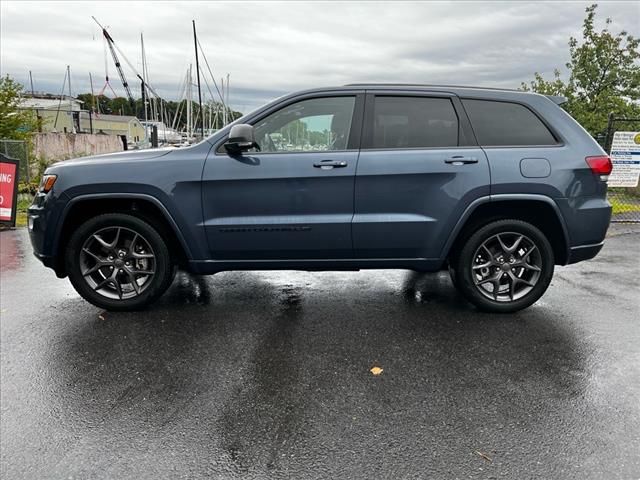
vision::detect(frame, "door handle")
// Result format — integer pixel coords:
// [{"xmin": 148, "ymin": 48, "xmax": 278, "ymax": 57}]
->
[
  {"xmin": 444, "ymin": 156, "xmax": 478, "ymax": 165},
  {"xmin": 313, "ymin": 160, "xmax": 348, "ymax": 169}
]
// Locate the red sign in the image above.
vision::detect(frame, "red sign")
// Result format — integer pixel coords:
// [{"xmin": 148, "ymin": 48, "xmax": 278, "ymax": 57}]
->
[{"xmin": 0, "ymin": 157, "xmax": 19, "ymax": 226}]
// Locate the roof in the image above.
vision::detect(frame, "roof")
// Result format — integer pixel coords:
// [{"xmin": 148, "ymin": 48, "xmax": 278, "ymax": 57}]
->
[{"xmin": 20, "ymin": 97, "xmax": 83, "ymax": 111}]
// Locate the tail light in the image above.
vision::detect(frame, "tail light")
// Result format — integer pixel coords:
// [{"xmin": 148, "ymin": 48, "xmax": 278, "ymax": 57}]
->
[{"xmin": 585, "ymin": 155, "xmax": 612, "ymax": 178}]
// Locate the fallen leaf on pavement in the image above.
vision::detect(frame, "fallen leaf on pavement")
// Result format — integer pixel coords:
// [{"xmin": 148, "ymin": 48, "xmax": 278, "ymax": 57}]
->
[
  {"xmin": 474, "ymin": 450, "xmax": 492, "ymax": 462},
  {"xmin": 370, "ymin": 366, "xmax": 383, "ymax": 376}
]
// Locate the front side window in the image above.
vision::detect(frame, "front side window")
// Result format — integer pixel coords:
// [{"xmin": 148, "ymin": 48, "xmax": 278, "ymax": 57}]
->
[
  {"xmin": 252, "ymin": 96, "xmax": 356, "ymax": 153},
  {"xmin": 462, "ymin": 99, "xmax": 557, "ymax": 146},
  {"xmin": 370, "ymin": 96, "xmax": 459, "ymax": 149}
]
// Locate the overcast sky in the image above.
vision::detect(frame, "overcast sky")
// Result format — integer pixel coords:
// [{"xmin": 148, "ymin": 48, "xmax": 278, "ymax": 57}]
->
[{"xmin": 1, "ymin": 1, "xmax": 638, "ymax": 114}]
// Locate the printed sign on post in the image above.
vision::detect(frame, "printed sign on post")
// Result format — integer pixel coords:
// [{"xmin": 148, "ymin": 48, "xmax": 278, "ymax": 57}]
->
[
  {"xmin": 609, "ymin": 132, "xmax": 640, "ymax": 188},
  {"xmin": 0, "ymin": 155, "xmax": 20, "ymax": 227}
]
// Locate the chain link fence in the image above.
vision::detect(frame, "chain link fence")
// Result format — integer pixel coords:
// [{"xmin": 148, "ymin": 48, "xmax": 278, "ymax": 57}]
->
[
  {"xmin": 607, "ymin": 188, "xmax": 640, "ymax": 222},
  {"xmin": 0, "ymin": 139, "xmax": 31, "ymax": 184}
]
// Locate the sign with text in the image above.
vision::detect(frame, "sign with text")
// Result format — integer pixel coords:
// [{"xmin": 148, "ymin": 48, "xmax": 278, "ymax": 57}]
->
[
  {"xmin": 0, "ymin": 155, "xmax": 20, "ymax": 227},
  {"xmin": 609, "ymin": 131, "xmax": 640, "ymax": 188}
]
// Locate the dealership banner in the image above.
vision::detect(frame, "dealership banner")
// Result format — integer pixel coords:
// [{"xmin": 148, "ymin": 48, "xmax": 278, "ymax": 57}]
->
[
  {"xmin": 609, "ymin": 132, "xmax": 640, "ymax": 188},
  {"xmin": 0, "ymin": 154, "xmax": 20, "ymax": 227}
]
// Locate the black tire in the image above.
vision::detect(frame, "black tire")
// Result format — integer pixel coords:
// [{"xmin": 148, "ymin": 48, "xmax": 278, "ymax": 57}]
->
[
  {"xmin": 452, "ymin": 219, "xmax": 554, "ymax": 313},
  {"xmin": 66, "ymin": 213, "xmax": 174, "ymax": 311}
]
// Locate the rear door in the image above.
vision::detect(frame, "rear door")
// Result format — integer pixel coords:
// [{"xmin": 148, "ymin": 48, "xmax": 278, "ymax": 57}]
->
[
  {"xmin": 353, "ymin": 91, "xmax": 490, "ymax": 259},
  {"xmin": 202, "ymin": 93, "xmax": 364, "ymax": 260}
]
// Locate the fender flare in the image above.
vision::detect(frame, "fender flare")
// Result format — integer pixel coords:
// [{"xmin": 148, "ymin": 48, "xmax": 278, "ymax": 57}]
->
[
  {"xmin": 440, "ymin": 193, "xmax": 570, "ymax": 265},
  {"xmin": 52, "ymin": 192, "xmax": 194, "ymax": 260}
]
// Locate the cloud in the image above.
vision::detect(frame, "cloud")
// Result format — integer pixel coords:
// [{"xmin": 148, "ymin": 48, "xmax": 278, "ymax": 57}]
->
[{"xmin": 1, "ymin": 1, "xmax": 638, "ymax": 113}]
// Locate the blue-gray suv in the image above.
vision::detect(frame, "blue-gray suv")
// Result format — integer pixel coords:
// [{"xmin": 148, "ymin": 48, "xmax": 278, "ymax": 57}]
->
[{"xmin": 28, "ymin": 84, "xmax": 612, "ymax": 313}]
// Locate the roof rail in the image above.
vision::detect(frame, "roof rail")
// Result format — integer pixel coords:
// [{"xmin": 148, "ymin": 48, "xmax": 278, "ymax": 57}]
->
[{"xmin": 343, "ymin": 83, "xmax": 521, "ymax": 92}]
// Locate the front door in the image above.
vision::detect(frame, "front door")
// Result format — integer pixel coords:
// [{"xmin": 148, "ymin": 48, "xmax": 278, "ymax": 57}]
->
[
  {"xmin": 202, "ymin": 94, "xmax": 363, "ymax": 260},
  {"xmin": 353, "ymin": 92, "xmax": 490, "ymax": 259}
]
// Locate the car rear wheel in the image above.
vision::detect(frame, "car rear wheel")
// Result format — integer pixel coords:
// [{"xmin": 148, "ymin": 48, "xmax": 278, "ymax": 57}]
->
[
  {"xmin": 66, "ymin": 213, "xmax": 174, "ymax": 311},
  {"xmin": 452, "ymin": 219, "xmax": 554, "ymax": 313}
]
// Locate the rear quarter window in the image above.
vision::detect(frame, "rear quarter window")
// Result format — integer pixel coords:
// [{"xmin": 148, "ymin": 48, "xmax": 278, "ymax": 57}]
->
[{"xmin": 462, "ymin": 99, "xmax": 558, "ymax": 146}]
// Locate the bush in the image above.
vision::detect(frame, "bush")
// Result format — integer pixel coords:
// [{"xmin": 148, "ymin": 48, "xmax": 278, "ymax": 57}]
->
[{"xmin": 18, "ymin": 181, "xmax": 38, "ymax": 195}]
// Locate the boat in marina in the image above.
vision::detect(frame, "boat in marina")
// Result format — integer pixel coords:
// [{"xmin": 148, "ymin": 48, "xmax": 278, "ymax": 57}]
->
[{"xmin": 141, "ymin": 121, "xmax": 182, "ymax": 144}]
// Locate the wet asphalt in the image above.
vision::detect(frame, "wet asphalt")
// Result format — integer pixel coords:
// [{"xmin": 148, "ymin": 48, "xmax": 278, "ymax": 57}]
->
[{"xmin": 0, "ymin": 225, "xmax": 639, "ymax": 480}]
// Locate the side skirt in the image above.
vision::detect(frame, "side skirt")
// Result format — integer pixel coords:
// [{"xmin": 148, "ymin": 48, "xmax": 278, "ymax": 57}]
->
[{"xmin": 187, "ymin": 258, "xmax": 444, "ymax": 275}]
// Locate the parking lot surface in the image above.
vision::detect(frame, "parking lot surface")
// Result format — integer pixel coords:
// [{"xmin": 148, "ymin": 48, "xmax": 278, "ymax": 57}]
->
[{"xmin": 1, "ymin": 225, "xmax": 639, "ymax": 479}]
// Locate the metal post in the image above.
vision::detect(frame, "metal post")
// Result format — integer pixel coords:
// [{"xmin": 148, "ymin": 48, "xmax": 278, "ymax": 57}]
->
[
  {"xmin": 151, "ymin": 125, "xmax": 158, "ymax": 148},
  {"xmin": 25, "ymin": 142, "xmax": 30, "ymax": 183},
  {"xmin": 604, "ymin": 112, "xmax": 615, "ymax": 153}
]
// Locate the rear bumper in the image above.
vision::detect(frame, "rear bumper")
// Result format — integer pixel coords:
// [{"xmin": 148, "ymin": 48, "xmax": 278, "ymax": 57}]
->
[
  {"xmin": 555, "ymin": 196, "xmax": 611, "ymax": 264},
  {"xmin": 567, "ymin": 242, "xmax": 604, "ymax": 264}
]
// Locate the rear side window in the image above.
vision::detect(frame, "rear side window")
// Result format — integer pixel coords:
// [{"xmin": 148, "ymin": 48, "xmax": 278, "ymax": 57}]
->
[
  {"xmin": 370, "ymin": 96, "xmax": 459, "ymax": 149},
  {"xmin": 462, "ymin": 99, "xmax": 557, "ymax": 146}
]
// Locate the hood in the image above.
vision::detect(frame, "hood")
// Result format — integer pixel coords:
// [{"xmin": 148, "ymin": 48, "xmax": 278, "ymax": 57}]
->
[{"xmin": 49, "ymin": 147, "xmax": 175, "ymax": 169}]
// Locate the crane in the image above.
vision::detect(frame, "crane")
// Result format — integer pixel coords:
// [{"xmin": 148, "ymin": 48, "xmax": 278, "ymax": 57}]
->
[{"xmin": 92, "ymin": 16, "xmax": 135, "ymax": 108}]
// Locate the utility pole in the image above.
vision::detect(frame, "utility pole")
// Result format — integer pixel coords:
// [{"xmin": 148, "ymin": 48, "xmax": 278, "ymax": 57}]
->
[
  {"xmin": 29, "ymin": 71, "xmax": 35, "ymax": 95},
  {"xmin": 192, "ymin": 20, "xmax": 204, "ymax": 139}
]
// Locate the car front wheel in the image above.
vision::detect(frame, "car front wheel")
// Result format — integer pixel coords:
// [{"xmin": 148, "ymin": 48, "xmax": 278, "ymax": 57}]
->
[
  {"xmin": 452, "ymin": 219, "xmax": 554, "ymax": 313},
  {"xmin": 66, "ymin": 213, "xmax": 174, "ymax": 311}
]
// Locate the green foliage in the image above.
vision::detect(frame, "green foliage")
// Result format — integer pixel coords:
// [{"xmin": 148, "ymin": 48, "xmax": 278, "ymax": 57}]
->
[
  {"xmin": 521, "ymin": 4, "xmax": 640, "ymax": 137},
  {"xmin": 0, "ymin": 76, "xmax": 38, "ymax": 141},
  {"xmin": 18, "ymin": 181, "xmax": 39, "ymax": 195}
]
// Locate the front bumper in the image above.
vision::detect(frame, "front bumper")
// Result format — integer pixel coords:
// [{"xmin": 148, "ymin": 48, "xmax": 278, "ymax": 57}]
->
[{"xmin": 27, "ymin": 191, "xmax": 64, "ymax": 275}]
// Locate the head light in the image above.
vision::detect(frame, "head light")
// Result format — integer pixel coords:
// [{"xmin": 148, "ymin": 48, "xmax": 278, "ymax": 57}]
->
[{"xmin": 39, "ymin": 174, "xmax": 57, "ymax": 193}]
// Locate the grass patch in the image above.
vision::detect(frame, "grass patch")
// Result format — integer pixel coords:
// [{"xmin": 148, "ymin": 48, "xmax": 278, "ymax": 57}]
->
[
  {"xmin": 15, "ymin": 198, "xmax": 31, "ymax": 227},
  {"xmin": 612, "ymin": 202, "xmax": 640, "ymax": 215}
]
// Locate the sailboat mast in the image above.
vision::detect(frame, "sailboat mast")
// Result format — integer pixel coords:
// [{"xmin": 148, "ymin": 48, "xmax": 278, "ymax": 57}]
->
[
  {"xmin": 226, "ymin": 73, "xmax": 230, "ymax": 123},
  {"xmin": 141, "ymin": 33, "xmax": 148, "ymax": 123},
  {"xmin": 67, "ymin": 65, "xmax": 76, "ymax": 133},
  {"xmin": 221, "ymin": 77, "xmax": 226, "ymax": 125},
  {"xmin": 192, "ymin": 20, "xmax": 204, "ymax": 139},
  {"xmin": 187, "ymin": 65, "xmax": 192, "ymax": 140}
]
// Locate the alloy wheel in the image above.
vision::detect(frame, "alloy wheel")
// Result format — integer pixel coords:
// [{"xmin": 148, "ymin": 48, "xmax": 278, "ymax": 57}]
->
[
  {"xmin": 471, "ymin": 232, "xmax": 542, "ymax": 302},
  {"xmin": 79, "ymin": 226, "xmax": 156, "ymax": 300}
]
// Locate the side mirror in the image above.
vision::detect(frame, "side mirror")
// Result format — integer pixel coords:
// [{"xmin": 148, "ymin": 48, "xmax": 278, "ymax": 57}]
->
[{"xmin": 224, "ymin": 124, "xmax": 260, "ymax": 154}]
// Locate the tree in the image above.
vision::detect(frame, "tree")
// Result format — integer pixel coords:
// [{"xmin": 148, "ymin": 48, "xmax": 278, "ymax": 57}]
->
[
  {"xmin": 0, "ymin": 76, "xmax": 38, "ymax": 140},
  {"xmin": 522, "ymin": 4, "xmax": 640, "ymax": 137}
]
